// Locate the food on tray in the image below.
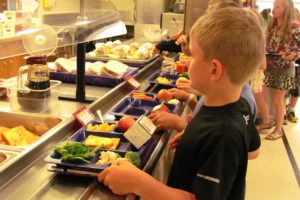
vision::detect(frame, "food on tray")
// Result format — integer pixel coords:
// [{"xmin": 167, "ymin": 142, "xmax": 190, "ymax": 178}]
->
[
  {"xmin": 125, "ymin": 151, "xmax": 141, "ymax": 167},
  {"xmin": 92, "ymin": 40, "xmax": 156, "ymax": 60},
  {"xmin": 97, "ymin": 151, "xmax": 141, "ymax": 166},
  {"xmin": 175, "ymin": 61, "xmax": 188, "ymax": 73},
  {"xmin": 101, "ymin": 60, "xmax": 129, "ymax": 78},
  {"xmin": 109, "ymin": 45, "xmax": 131, "ymax": 58},
  {"xmin": 83, "ymin": 135, "xmax": 120, "ymax": 150},
  {"xmin": 97, "ymin": 151, "xmax": 120, "ymax": 165},
  {"xmin": 0, "ymin": 126, "xmax": 9, "ymax": 144},
  {"xmin": 55, "ymin": 58, "xmax": 76, "ymax": 73},
  {"xmin": 117, "ymin": 115, "xmax": 136, "ymax": 132},
  {"xmin": 179, "ymin": 72, "xmax": 189, "ymax": 79},
  {"xmin": 157, "ymin": 89, "xmax": 173, "ymax": 102},
  {"xmin": 167, "ymin": 99, "xmax": 180, "ymax": 105},
  {"xmin": 53, "ymin": 58, "xmax": 130, "ymax": 78},
  {"xmin": 152, "ymin": 104, "xmax": 170, "ymax": 113},
  {"xmin": 86, "ymin": 123, "xmax": 116, "ymax": 132},
  {"xmin": 175, "ymin": 77, "xmax": 189, "ymax": 85},
  {"xmin": 1, "ymin": 126, "xmax": 40, "ymax": 146},
  {"xmin": 85, "ymin": 61, "xmax": 105, "ymax": 76},
  {"xmin": 156, "ymin": 77, "xmax": 171, "ymax": 84},
  {"xmin": 131, "ymin": 92, "xmax": 154, "ymax": 101},
  {"xmin": 54, "ymin": 141, "xmax": 98, "ymax": 163}
]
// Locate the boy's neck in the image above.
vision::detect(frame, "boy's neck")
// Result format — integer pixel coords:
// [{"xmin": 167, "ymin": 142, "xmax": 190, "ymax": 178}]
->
[{"xmin": 204, "ymin": 85, "xmax": 242, "ymax": 107}]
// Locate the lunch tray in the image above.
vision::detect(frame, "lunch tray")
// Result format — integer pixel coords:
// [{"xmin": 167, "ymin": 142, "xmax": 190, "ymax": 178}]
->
[
  {"xmin": 109, "ymin": 97, "xmax": 178, "ymax": 119},
  {"xmin": 145, "ymin": 84, "xmax": 175, "ymax": 94},
  {"xmin": 45, "ymin": 131, "xmax": 158, "ymax": 173},
  {"xmin": 148, "ymin": 72, "xmax": 180, "ymax": 87},
  {"xmin": 50, "ymin": 67, "xmax": 139, "ymax": 88},
  {"xmin": 86, "ymin": 54, "xmax": 160, "ymax": 68}
]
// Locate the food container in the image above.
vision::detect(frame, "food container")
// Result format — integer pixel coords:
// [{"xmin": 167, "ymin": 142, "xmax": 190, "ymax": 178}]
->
[
  {"xmin": 50, "ymin": 67, "xmax": 139, "ymax": 87},
  {"xmin": 7, "ymin": 80, "xmax": 61, "ymax": 114},
  {"xmin": 0, "ymin": 111, "xmax": 62, "ymax": 150},
  {"xmin": 109, "ymin": 96, "xmax": 178, "ymax": 118},
  {"xmin": 145, "ymin": 83, "xmax": 174, "ymax": 94},
  {"xmin": 148, "ymin": 72, "xmax": 180, "ymax": 87},
  {"xmin": 0, "ymin": 150, "xmax": 18, "ymax": 168},
  {"xmin": 86, "ymin": 54, "xmax": 160, "ymax": 68},
  {"xmin": 143, "ymin": 28, "xmax": 168, "ymax": 42}
]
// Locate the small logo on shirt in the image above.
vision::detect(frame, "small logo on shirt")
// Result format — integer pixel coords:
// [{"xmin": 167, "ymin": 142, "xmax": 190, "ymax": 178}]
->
[{"xmin": 243, "ymin": 115, "xmax": 250, "ymax": 125}]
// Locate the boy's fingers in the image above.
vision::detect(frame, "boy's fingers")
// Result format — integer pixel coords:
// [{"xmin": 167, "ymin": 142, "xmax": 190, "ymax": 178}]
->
[
  {"xmin": 98, "ymin": 168, "xmax": 109, "ymax": 182},
  {"xmin": 116, "ymin": 159, "xmax": 130, "ymax": 166}
]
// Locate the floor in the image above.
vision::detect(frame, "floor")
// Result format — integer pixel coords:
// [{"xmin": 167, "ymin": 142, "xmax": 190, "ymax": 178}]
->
[{"xmin": 246, "ymin": 104, "xmax": 300, "ymax": 200}]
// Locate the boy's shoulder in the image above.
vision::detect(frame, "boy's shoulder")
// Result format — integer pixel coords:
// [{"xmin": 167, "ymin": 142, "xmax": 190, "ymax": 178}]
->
[{"xmin": 189, "ymin": 98, "xmax": 252, "ymax": 141}]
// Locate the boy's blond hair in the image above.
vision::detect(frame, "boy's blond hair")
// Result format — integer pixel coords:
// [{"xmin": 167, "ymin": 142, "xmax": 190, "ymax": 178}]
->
[
  {"xmin": 190, "ymin": 7, "xmax": 265, "ymax": 85},
  {"xmin": 206, "ymin": 0, "xmax": 241, "ymax": 12},
  {"xmin": 208, "ymin": 0, "xmax": 242, "ymax": 7}
]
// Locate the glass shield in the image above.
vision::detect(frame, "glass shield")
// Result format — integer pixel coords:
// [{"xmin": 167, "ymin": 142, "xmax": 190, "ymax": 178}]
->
[{"xmin": 0, "ymin": 0, "xmax": 127, "ymax": 59}]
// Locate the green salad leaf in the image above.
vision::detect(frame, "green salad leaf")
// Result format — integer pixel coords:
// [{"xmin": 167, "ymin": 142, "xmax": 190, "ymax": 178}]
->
[{"xmin": 54, "ymin": 141, "xmax": 100, "ymax": 163}]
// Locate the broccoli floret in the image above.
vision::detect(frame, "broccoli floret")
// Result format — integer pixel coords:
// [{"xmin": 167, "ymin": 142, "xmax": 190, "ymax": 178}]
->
[{"xmin": 125, "ymin": 151, "xmax": 141, "ymax": 167}]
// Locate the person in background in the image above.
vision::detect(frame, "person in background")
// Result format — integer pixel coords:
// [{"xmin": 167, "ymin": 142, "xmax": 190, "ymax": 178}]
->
[
  {"xmin": 286, "ymin": 8, "xmax": 300, "ymax": 123},
  {"xmin": 260, "ymin": 8, "xmax": 272, "ymax": 26},
  {"xmin": 175, "ymin": 0, "xmax": 242, "ymax": 51},
  {"xmin": 262, "ymin": 0, "xmax": 300, "ymax": 140},
  {"xmin": 98, "ymin": 7, "xmax": 264, "ymax": 200},
  {"xmin": 155, "ymin": 31, "xmax": 183, "ymax": 53}
]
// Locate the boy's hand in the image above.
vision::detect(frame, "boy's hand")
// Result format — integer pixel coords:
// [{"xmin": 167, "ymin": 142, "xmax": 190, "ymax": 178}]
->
[
  {"xmin": 169, "ymin": 88, "xmax": 190, "ymax": 101},
  {"xmin": 168, "ymin": 131, "xmax": 184, "ymax": 149},
  {"xmin": 98, "ymin": 160, "xmax": 142, "ymax": 195},
  {"xmin": 175, "ymin": 35, "xmax": 188, "ymax": 45},
  {"xmin": 148, "ymin": 111, "xmax": 186, "ymax": 132}
]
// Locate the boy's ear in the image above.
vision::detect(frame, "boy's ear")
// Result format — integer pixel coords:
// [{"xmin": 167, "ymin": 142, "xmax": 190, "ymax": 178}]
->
[{"xmin": 210, "ymin": 59, "xmax": 223, "ymax": 81}]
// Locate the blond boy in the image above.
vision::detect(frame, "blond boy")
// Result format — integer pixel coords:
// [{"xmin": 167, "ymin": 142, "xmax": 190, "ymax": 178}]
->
[{"xmin": 98, "ymin": 8, "xmax": 264, "ymax": 200}]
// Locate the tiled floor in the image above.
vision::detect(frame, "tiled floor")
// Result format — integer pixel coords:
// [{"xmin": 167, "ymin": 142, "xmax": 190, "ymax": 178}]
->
[{"xmin": 246, "ymin": 106, "xmax": 300, "ymax": 200}]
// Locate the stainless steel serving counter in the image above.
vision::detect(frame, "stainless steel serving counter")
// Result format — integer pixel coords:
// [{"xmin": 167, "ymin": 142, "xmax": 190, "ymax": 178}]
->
[{"xmin": 0, "ymin": 57, "xmax": 172, "ymax": 200}]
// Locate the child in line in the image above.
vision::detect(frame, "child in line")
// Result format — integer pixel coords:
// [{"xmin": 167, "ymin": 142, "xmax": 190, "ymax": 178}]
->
[{"xmin": 98, "ymin": 8, "xmax": 264, "ymax": 200}]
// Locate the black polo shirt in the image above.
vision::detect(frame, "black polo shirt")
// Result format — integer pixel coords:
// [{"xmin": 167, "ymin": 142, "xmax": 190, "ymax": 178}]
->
[{"xmin": 167, "ymin": 98, "xmax": 260, "ymax": 200}]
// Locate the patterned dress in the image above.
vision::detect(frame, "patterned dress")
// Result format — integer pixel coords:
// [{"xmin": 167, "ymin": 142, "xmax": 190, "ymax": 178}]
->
[{"xmin": 264, "ymin": 23, "xmax": 300, "ymax": 90}]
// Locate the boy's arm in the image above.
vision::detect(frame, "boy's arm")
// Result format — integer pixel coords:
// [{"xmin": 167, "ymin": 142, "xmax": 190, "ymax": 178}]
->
[
  {"xmin": 98, "ymin": 160, "xmax": 195, "ymax": 200},
  {"xmin": 248, "ymin": 148, "xmax": 260, "ymax": 160},
  {"xmin": 148, "ymin": 112, "xmax": 187, "ymax": 132}
]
